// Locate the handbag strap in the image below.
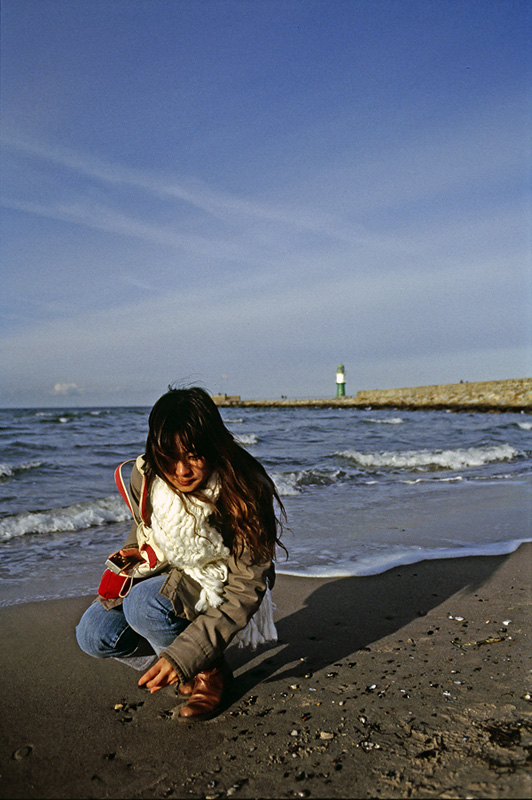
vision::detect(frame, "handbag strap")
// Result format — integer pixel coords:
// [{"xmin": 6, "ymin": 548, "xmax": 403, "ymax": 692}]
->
[
  {"xmin": 114, "ymin": 458, "xmax": 150, "ymax": 523},
  {"xmin": 114, "ymin": 459, "xmax": 159, "ymax": 568}
]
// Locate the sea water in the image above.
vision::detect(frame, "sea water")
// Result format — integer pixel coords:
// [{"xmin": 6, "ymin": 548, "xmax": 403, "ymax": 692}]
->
[{"xmin": 0, "ymin": 405, "xmax": 530, "ymax": 606}]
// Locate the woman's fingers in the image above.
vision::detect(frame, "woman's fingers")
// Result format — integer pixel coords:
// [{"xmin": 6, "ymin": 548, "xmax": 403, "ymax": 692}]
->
[
  {"xmin": 138, "ymin": 657, "xmax": 179, "ymax": 693},
  {"xmin": 118, "ymin": 547, "xmax": 142, "ymax": 560}
]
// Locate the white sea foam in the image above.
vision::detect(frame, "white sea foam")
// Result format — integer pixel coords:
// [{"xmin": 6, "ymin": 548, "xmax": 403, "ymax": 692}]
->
[
  {"xmin": 400, "ymin": 476, "xmax": 464, "ymax": 485},
  {"xmin": 517, "ymin": 421, "xmax": 532, "ymax": 430},
  {"xmin": 336, "ymin": 443, "xmax": 519, "ymax": 471},
  {"xmin": 271, "ymin": 468, "xmax": 346, "ymax": 496},
  {"xmin": 271, "ymin": 472, "xmax": 300, "ymax": 496},
  {"xmin": 0, "ymin": 496, "xmax": 131, "ymax": 540},
  {"xmin": 0, "ymin": 460, "xmax": 42, "ymax": 478},
  {"xmin": 277, "ymin": 538, "xmax": 532, "ymax": 578},
  {"xmin": 363, "ymin": 417, "xmax": 404, "ymax": 425},
  {"xmin": 235, "ymin": 433, "xmax": 259, "ymax": 445}
]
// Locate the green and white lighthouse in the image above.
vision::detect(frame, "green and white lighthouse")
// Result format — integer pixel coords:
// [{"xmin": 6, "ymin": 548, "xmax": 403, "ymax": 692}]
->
[{"xmin": 336, "ymin": 363, "xmax": 346, "ymax": 397}]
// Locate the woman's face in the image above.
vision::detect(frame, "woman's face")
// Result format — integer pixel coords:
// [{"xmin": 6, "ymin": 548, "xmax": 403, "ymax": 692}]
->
[{"xmin": 162, "ymin": 439, "xmax": 211, "ymax": 493}]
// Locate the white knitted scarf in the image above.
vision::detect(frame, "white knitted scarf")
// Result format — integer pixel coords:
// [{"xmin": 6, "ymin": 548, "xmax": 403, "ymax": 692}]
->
[{"xmin": 148, "ymin": 474, "xmax": 277, "ymax": 649}]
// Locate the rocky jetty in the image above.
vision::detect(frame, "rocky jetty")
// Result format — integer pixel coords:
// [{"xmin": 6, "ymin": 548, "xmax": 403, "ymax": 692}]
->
[{"xmin": 214, "ymin": 378, "xmax": 532, "ymax": 412}]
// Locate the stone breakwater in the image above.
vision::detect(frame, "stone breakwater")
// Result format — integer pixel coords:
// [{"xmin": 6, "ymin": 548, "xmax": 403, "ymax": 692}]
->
[
  {"xmin": 355, "ymin": 378, "xmax": 532, "ymax": 410},
  {"xmin": 214, "ymin": 378, "xmax": 532, "ymax": 411}
]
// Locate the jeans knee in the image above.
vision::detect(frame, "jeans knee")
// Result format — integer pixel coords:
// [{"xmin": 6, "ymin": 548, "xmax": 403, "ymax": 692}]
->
[
  {"xmin": 76, "ymin": 612, "xmax": 106, "ymax": 658},
  {"xmin": 122, "ymin": 578, "xmax": 167, "ymax": 632},
  {"xmin": 75, "ymin": 602, "xmax": 139, "ymax": 659}
]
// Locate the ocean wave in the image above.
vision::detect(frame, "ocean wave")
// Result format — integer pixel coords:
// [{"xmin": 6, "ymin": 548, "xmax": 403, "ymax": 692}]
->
[
  {"xmin": 271, "ymin": 468, "xmax": 347, "ymax": 496},
  {"xmin": 0, "ymin": 496, "xmax": 131, "ymax": 540},
  {"xmin": 335, "ymin": 443, "xmax": 519, "ymax": 471},
  {"xmin": 235, "ymin": 433, "xmax": 259, "ymax": 445},
  {"xmin": 517, "ymin": 421, "xmax": 532, "ymax": 430},
  {"xmin": 363, "ymin": 417, "xmax": 403, "ymax": 425},
  {"xmin": 400, "ymin": 476, "xmax": 464, "ymax": 485},
  {"xmin": 0, "ymin": 460, "xmax": 42, "ymax": 479},
  {"xmin": 35, "ymin": 410, "xmax": 77, "ymax": 423}
]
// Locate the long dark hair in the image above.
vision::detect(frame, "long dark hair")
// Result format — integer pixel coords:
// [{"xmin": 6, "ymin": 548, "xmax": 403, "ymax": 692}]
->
[{"xmin": 145, "ymin": 387, "xmax": 286, "ymax": 564}]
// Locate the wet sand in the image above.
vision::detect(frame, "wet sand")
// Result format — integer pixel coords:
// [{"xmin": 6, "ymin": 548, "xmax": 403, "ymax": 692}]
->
[{"xmin": 1, "ymin": 544, "xmax": 531, "ymax": 799}]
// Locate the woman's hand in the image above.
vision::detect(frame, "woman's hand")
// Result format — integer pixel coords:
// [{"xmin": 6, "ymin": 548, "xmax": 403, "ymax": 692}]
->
[
  {"xmin": 118, "ymin": 547, "xmax": 143, "ymax": 562},
  {"xmin": 138, "ymin": 657, "xmax": 180, "ymax": 693}
]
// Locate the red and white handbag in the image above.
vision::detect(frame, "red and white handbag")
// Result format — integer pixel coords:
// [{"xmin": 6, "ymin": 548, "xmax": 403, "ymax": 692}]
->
[{"xmin": 98, "ymin": 459, "xmax": 167, "ymax": 599}]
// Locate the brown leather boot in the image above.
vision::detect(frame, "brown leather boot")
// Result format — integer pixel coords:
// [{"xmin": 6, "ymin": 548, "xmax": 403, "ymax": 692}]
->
[
  {"xmin": 178, "ymin": 662, "xmax": 232, "ymax": 720},
  {"xmin": 177, "ymin": 680, "xmax": 194, "ymax": 697}
]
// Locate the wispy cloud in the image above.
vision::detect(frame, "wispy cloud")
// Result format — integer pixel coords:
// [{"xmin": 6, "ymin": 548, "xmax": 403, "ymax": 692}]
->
[
  {"xmin": 52, "ymin": 382, "xmax": 81, "ymax": 396},
  {"xmin": 0, "ymin": 135, "xmax": 410, "ymax": 254}
]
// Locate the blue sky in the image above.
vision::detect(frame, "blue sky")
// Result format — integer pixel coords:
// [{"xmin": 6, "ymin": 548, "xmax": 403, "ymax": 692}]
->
[{"xmin": 1, "ymin": 0, "xmax": 531, "ymax": 407}]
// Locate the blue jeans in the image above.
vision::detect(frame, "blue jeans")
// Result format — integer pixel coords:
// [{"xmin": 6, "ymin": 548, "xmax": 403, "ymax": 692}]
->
[{"xmin": 76, "ymin": 576, "xmax": 189, "ymax": 667}]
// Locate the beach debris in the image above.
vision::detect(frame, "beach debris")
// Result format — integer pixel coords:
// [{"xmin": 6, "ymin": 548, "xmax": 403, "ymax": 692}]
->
[
  {"xmin": 476, "ymin": 636, "xmax": 507, "ymax": 646},
  {"xmin": 290, "ymin": 730, "xmax": 299, "ymax": 737},
  {"xmin": 451, "ymin": 634, "xmax": 508, "ymax": 650},
  {"xmin": 226, "ymin": 778, "xmax": 248, "ymax": 796},
  {"xmin": 503, "ymin": 619, "xmax": 512, "ymax": 626},
  {"xmin": 113, "ymin": 700, "xmax": 143, "ymax": 713},
  {"xmin": 359, "ymin": 715, "xmax": 368, "ymax": 725},
  {"xmin": 366, "ymin": 684, "xmax": 377, "ymax": 692},
  {"xmin": 523, "ymin": 692, "xmax": 532, "ymax": 702},
  {"xmin": 359, "ymin": 740, "xmax": 381, "ymax": 751},
  {"xmin": 244, "ymin": 695, "xmax": 258, "ymax": 706},
  {"xmin": 290, "ymin": 684, "xmax": 300, "ymax": 690},
  {"xmin": 12, "ymin": 745, "xmax": 33, "ymax": 761},
  {"xmin": 319, "ymin": 731, "xmax": 334, "ymax": 740}
]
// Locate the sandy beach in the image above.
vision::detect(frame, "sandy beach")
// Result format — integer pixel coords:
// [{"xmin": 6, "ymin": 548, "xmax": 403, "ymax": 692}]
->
[{"xmin": 1, "ymin": 543, "xmax": 531, "ymax": 799}]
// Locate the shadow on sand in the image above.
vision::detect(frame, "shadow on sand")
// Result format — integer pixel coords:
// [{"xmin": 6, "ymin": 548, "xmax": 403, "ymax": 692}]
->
[{"xmin": 225, "ymin": 551, "xmax": 508, "ymax": 703}]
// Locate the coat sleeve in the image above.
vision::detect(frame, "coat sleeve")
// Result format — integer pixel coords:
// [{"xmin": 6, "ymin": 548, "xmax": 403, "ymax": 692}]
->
[{"xmin": 160, "ymin": 551, "xmax": 275, "ymax": 683}]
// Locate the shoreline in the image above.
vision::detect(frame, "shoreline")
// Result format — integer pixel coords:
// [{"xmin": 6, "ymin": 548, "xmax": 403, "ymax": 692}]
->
[
  {"xmin": 2, "ymin": 544, "xmax": 531, "ymax": 799},
  {"xmin": 2, "ymin": 534, "xmax": 531, "ymax": 609},
  {"xmin": 2, "ymin": 475, "xmax": 531, "ymax": 608}
]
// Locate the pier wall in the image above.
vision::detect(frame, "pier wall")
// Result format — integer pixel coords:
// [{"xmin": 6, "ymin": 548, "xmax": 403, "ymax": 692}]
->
[
  {"xmin": 214, "ymin": 378, "xmax": 532, "ymax": 411},
  {"xmin": 355, "ymin": 378, "xmax": 532, "ymax": 410}
]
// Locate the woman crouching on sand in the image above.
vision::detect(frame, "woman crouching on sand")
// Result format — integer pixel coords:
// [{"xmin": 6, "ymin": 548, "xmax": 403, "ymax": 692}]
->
[{"xmin": 76, "ymin": 387, "xmax": 285, "ymax": 720}]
